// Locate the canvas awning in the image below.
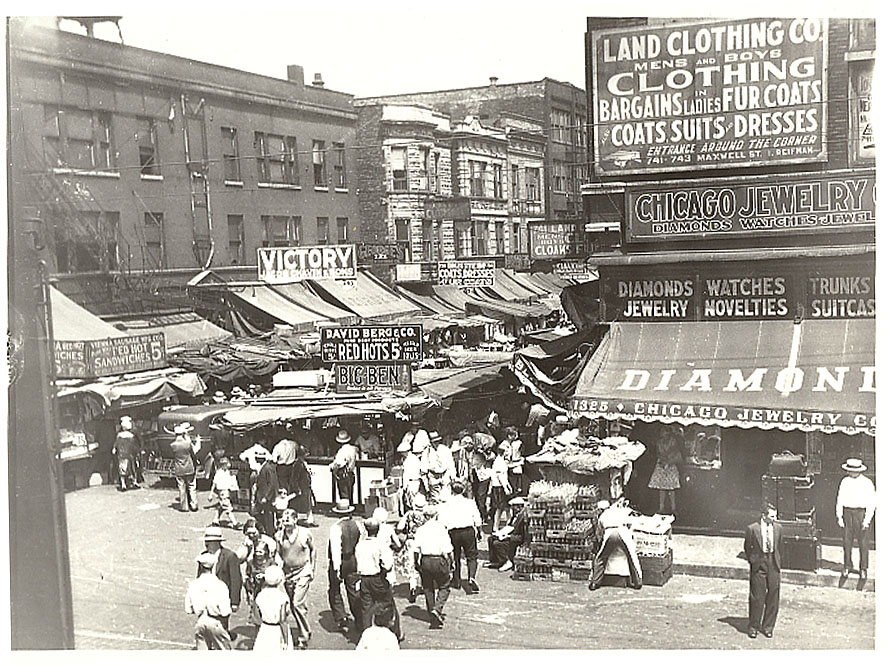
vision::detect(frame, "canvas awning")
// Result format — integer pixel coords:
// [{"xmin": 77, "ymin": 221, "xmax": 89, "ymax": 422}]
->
[
  {"xmin": 107, "ymin": 312, "xmax": 232, "ymax": 351},
  {"xmin": 57, "ymin": 368, "xmax": 206, "ymax": 412},
  {"xmin": 309, "ymin": 270, "xmax": 422, "ymax": 322},
  {"xmin": 270, "ymin": 281, "xmax": 360, "ymax": 325},
  {"xmin": 228, "ymin": 285, "xmax": 336, "ymax": 332},
  {"xmin": 570, "ymin": 320, "xmax": 875, "ymax": 435},
  {"xmin": 412, "ymin": 362, "xmax": 509, "ymax": 402},
  {"xmin": 395, "ymin": 285, "xmax": 463, "ymax": 316},
  {"xmin": 51, "ymin": 287, "xmax": 127, "ymax": 341}
]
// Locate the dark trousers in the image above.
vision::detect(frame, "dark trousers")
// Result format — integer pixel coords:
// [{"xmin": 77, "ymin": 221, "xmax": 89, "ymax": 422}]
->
[
  {"xmin": 488, "ymin": 535, "xmax": 523, "ymax": 567},
  {"xmin": 359, "ymin": 572, "xmax": 401, "ymax": 637},
  {"xmin": 276, "ymin": 463, "xmax": 294, "ymax": 494},
  {"xmin": 843, "ymin": 507, "xmax": 870, "ymax": 571},
  {"xmin": 748, "ymin": 558, "xmax": 780, "ymax": 632},
  {"xmin": 419, "ymin": 555, "xmax": 451, "ymax": 617},
  {"xmin": 327, "ymin": 560, "xmax": 361, "ymax": 625},
  {"xmin": 253, "ymin": 504, "xmax": 275, "ymax": 538},
  {"xmin": 471, "ymin": 475, "xmax": 490, "ymax": 520},
  {"xmin": 449, "ymin": 527, "xmax": 478, "ymax": 585},
  {"xmin": 335, "ymin": 470, "xmax": 355, "ymax": 503}
]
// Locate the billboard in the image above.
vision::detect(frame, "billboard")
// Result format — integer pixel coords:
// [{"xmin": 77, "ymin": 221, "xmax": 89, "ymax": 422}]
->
[
  {"xmin": 257, "ymin": 244, "xmax": 356, "ymax": 283},
  {"xmin": 54, "ymin": 332, "xmax": 167, "ymax": 378},
  {"xmin": 437, "ymin": 260, "xmax": 496, "ymax": 287},
  {"xmin": 320, "ymin": 325, "xmax": 423, "ymax": 364},
  {"xmin": 592, "ymin": 18, "xmax": 828, "ymax": 175},
  {"xmin": 528, "ymin": 221, "xmax": 587, "ymax": 259},
  {"xmin": 626, "ymin": 171, "xmax": 876, "ymax": 242},
  {"xmin": 334, "ymin": 364, "xmax": 412, "ymax": 393}
]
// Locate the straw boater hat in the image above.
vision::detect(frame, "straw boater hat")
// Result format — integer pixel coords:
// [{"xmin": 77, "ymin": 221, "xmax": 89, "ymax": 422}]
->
[
  {"xmin": 173, "ymin": 422, "xmax": 194, "ymax": 435},
  {"xmin": 429, "ymin": 431, "xmax": 443, "ymax": 444},
  {"xmin": 202, "ymin": 526, "xmax": 225, "ymax": 542},
  {"xmin": 508, "ymin": 496, "xmax": 527, "ymax": 506},
  {"xmin": 332, "ymin": 498, "xmax": 354, "ymax": 514},
  {"xmin": 555, "ymin": 414, "xmax": 569, "ymax": 424},
  {"xmin": 336, "ymin": 429, "xmax": 352, "ymax": 444},
  {"xmin": 842, "ymin": 458, "xmax": 867, "ymax": 473},
  {"xmin": 119, "ymin": 416, "xmax": 133, "ymax": 430},
  {"xmin": 262, "ymin": 565, "xmax": 284, "ymax": 587}
]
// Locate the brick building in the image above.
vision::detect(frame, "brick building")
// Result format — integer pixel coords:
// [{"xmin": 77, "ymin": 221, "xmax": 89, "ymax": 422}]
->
[{"xmin": 8, "ymin": 18, "xmax": 359, "ymax": 314}]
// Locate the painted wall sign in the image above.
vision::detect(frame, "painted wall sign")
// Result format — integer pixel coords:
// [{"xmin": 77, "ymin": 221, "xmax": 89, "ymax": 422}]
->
[
  {"xmin": 437, "ymin": 260, "xmax": 496, "ymax": 287},
  {"xmin": 55, "ymin": 332, "xmax": 167, "ymax": 378},
  {"xmin": 320, "ymin": 325, "xmax": 423, "ymax": 364},
  {"xmin": 591, "ymin": 18, "xmax": 828, "ymax": 175},
  {"xmin": 626, "ymin": 171, "xmax": 876, "ymax": 242},
  {"xmin": 554, "ymin": 260, "xmax": 595, "ymax": 282},
  {"xmin": 528, "ymin": 221, "xmax": 588, "ymax": 259},
  {"xmin": 334, "ymin": 364, "xmax": 412, "ymax": 393},
  {"xmin": 257, "ymin": 244, "xmax": 356, "ymax": 283},
  {"xmin": 357, "ymin": 242, "xmax": 401, "ymax": 264},
  {"xmin": 395, "ymin": 263, "xmax": 423, "ymax": 283}
]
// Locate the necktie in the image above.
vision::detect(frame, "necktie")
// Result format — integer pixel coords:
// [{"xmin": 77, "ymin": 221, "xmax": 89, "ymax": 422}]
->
[{"xmin": 765, "ymin": 526, "xmax": 773, "ymax": 553}]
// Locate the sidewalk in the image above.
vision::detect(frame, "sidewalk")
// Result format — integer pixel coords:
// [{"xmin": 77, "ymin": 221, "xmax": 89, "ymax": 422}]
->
[{"xmin": 672, "ymin": 532, "xmax": 876, "ymax": 592}]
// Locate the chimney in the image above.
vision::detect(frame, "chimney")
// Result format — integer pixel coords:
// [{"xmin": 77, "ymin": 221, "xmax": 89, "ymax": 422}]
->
[
  {"xmin": 312, "ymin": 73, "xmax": 325, "ymax": 88},
  {"xmin": 286, "ymin": 65, "xmax": 304, "ymax": 86},
  {"xmin": 489, "ymin": 76, "xmax": 499, "ymax": 87}
]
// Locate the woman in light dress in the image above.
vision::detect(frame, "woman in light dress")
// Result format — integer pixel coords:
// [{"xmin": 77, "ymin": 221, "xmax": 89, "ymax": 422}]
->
[{"xmin": 252, "ymin": 565, "xmax": 292, "ymax": 651}]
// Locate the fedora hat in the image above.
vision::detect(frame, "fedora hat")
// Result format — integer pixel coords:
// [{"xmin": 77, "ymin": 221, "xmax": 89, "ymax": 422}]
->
[
  {"xmin": 202, "ymin": 526, "xmax": 225, "ymax": 542},
  {"xmin": 336, "ymin": 429, "xmax": 352, "ymax": 444},
  {"xmin": 332, "ymin": 498, "xmax": 354, "ymax": 514},
  {"xmin": 842, "ymin": 458, "xmax": 867, "ymax": 472}
]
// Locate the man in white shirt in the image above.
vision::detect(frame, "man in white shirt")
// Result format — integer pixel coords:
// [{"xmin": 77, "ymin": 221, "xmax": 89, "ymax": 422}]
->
[
  {"xmin": 413, "ymin": 509, "xmax": 454, "ymax": 628},
  {"xmin": 836, "ymin": 458, "xmax": 876, "ymax": 582},
  {"xmin": 272, "ymin": 434, "xmax": 298, "ymax": 503},
  {"xmin": 355, "ymin": 518, "xmax": 402, "ymax": 640},
  {"xmin": 185, "ymin": 552, "xmax": 233, "ymax": 649},
  {"xmin": 439, "ymin": 481, "xmax": 482, "ymax": 594},
  {"xmin": 330, "ymin": 430, "xmax": 359, "ymax": 506},
  {"xmin": 743, "ymin": 502, "xmax": 782, "ymax": 639}
]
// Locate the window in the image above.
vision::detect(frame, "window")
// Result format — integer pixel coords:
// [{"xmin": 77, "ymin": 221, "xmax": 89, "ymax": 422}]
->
[
  {"xmin": 316, "ymin": 217, "xmax": 329, "ymax": 244},
  {"xmin": 494, "ymin": 220, "xmax": 505, "ymax": 254},
  {"xmin": 143, "ymin": 212, "xmax": 164, "ymax": 268},
  {"xmin": 221, "ymin": 127, "xmax": 241, "ymax": 182},
  {"xmin": 391, "ymin": 146, "xmax": 408, "ymax": 191},
  {"xmin": 333, "ymin": 142, "xmax": 346, "ymax": 188},
  {"xmin": 336, "ymin": 217, "xmax": 349, "ymax": 243},
  {"xmin": 511, "ymin": 165, "xmax": 521, "ymax": 200},
  {"xmin": 395, "ymin": 219, "xmax": 411, "ymax": 261},
  {"xmin": 850, "ymin": 60, "xmax": 875, "ymax": 163},
  {"xmin": 512, "ymin": 222, "xmax": 521, "ymax": 253},
  {"xmin": 228, "ymin": 215, "xmax": 244, "ymax": 264},
  {"xmin": 526, "ymin": 167, "xmax": 541, "ymax": 201},
  {"xmin": 312, "ymin": 140, "xmax": 327, "ymax": 187},
  {"xmin": 138, "ymin": 118, "xmax": 160, "ymax": 176},
  {"xmin": 575, "ymin": 114, "xmax": 587, "ymax": 147},
  {"xmin": 552, "ymin": 161, "xmax": 567, "ymax": 193},
  {"xmin": 419, "ymin": 146, "xmax": 430, "ymax": 190},
  {"xmin": 455, "ymin": 221, "xmax": 472, "ymax": 258},
  {"xmin": 472, "ymin": 220, "xmax": 488, "ymax": 256},
  {"xmin": 550, "ymin": 109, "xmax": 572, "ymax": 143},
  {"xmin": 493, "ymin": 164, "xmax": 503, "ymax": 199},
  {"xmin": 53, "ymin": 211, "xmax": 119, "ymax": 273},
  {"xmin": 470, "ymin": 160, "xmax": 487, "ymax": 197},
  {"xmin": 262, "ymin": 215, "xmax": 301, "ymax": 247},
  {"xmin": 43, "ymin": 106, "xmax": 114, "ymax": 171},
  {"xmin": 422, "ymin": 220, "xmax": 434, "ymax": 260},
  {"xmin": 431, "ymin": 152, "xmax": 440, "ymax": 193},
  {"xmin": 255, "ymin": 132, "xmax": 299, "ymax": 185}
]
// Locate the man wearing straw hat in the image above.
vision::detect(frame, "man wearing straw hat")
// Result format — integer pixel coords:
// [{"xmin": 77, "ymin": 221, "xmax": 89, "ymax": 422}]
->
[
  {"xmin": 113, "ymin": 415, "xmax": 140, "ymax": 492},
  {"xmin": 185, "ymin": 551, "xmax": 233, "ymax": 649},
  {"xmin": 330, "ymin": 429, "xmax": 359, "ymax": 507},
  {"xmin": 328, "ymin": 500, "xmax": 364, "ymax": 633},
  {"xmin": 170, "ymin": 422, "xmax": 199, "ymax": 512},
  {"xmin": 836, "ymin": 457, "xmax": 876, "ymax": 585},
  {"xmin": 487, "ymin": 496, "xmax": 530, "ymax": 572}
]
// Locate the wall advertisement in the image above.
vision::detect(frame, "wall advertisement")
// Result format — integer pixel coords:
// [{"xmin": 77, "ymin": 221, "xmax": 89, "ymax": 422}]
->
[
  {"xmin": 257, "ymin": 244, "xmax": 356, "ymax": 283},
  {"xmin": 528, "ymin": 221, "xmax": 588, "ymax": 259},
  {"xmin": 333, "ymin": 364, "xmax": 412, "ymax": 393},
  {"xmin": 437, "ymin": 260, "xmax": 496, "ymax": 287},
  {"xmin": 592, "ymin": 18, "xmax": 828, "ymax": 175},
  {"xmin": 626, "ymin": 171, "xmax": 876, "ymax": 242},
  {"xmin": 320, "ymin": 325, "xmax": 423, "ymax": 364},
  {"xmin": 54, "ymin": 332, "xmax": 167, "ymax": 378}
]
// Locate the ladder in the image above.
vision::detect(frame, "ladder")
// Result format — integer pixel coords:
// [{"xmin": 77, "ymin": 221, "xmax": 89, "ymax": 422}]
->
[{"xmin": 180, "ymin": 94, "xmax": 214, "ymax": 269}]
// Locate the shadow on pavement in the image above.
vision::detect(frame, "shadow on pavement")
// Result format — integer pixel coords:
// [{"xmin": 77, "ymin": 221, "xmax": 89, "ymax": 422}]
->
[
  {"xmin": 717, "ymin": 616, "xmax": 750, "ymax": 635},
  {"xmin": 402, "ymin": 605, "xmax": 431, "ymax": 623},
  {"xmin": 316, "ymin": 609, "xmax": 342, "ymax": 635}
]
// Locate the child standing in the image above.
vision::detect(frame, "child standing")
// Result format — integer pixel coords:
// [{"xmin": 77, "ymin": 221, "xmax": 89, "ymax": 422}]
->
[{"xmin": 210, "ymin": 457, "xmax": 241, "ymax": 529}]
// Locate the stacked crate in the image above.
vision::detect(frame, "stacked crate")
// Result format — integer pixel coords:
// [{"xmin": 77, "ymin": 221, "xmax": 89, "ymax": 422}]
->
[
  {"xmin": 365, "ymin": 478, "xmax": 400, "ymax": 516},
  {"xmin": 633, "ymin": 521, "xmax": 673, "ymax": 586},
  {"xmin": 514, "ymin": 485, "xmax": 601, "ymax": 582},
  {"xmin": 762, "ymin": 463, "xmax": 820, "ymax": 572}
]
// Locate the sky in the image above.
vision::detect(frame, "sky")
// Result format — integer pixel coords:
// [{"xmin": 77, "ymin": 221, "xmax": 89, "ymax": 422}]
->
[{"xmin": 16, "ymin": 0, "xmax": 875, "ymax": 99}]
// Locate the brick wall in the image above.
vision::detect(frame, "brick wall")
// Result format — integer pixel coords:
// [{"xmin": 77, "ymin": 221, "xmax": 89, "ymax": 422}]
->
[{"xmin": 356, "ymin": 106, "xmax": 389, "ymax": 242}]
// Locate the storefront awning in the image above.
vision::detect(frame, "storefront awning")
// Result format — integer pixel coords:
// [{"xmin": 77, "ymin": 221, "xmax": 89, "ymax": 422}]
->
[
  {"xmin": 57, "ymin": 368, "xmax": 207, "ymax": 412},
  {"xmin": 395, "ymin": 285, "xmax": 464, "ymax": 316},
  {"xmin": 412, "ymin": 362, "xmax": 509, "ymax": 402},
  {"xmin": 309, "ymin": 270, "xmax": 422, "ymax": 322},
  {"xmin": 228, "ymin": 285, "xmax": 335, "ymax": 332},
  {"xmin": 51, "ymin": 287, "xmax": 127, "ymax": 340},
  {"xmin": 571, "ymin": 320, "xmax": 875, "ymax": 435},
  {"xmin": 107, "ymin": 312, "xmax": 232, "ymax": 351},
  {"xmin": 270, "ymin": 281, "xmax": 360, "ymax": 325}
]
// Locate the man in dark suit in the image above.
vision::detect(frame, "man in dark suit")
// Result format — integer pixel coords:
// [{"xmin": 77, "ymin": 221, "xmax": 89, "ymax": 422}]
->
[
  {"xmin": 744, "ymin": 502, "xmax": 782, "ymax": 639},
  {"xmin": 198, "ymin": 526, "xmax": 243, "ymax": 632},
  {"xmin": 253, "ymin": 449, "xmax": 279, "ymax": 537}
]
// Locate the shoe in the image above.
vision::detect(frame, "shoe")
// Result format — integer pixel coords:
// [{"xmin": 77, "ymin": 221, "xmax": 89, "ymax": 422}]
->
[
  {"xmin": 407, "ymin": 587, "xmax": 417, "ymax": 603},
  {"xmin": 860, "ymin": 569, "xmax": 868, "ymax": 580},
  {"xmin": 467, "ymin": 578, "xmax": 479, "ymax": 593},
  {"xmin": 296, "ymin": 639, "xmax": 308, "ymax": 650},
  {"xmin": 190, "ymin": 506, "xmax": 199, "ymax": 512},
  {"xmin": 588, "ymin": 580, "xmax": 598, "ymax": 591},
  {"xmin": 336, "ymin": 618, "xmax": 350, "ymax": 633},
  {"xmin": 429, "ymin": 610, "xmax": 443, "ymax": 629},
  {"xmin": 762, "ymin": 630, "xmax": 773, "ymax": 639},
  {"xmin": 748, "ymin": 629, "xmax": 758, "ymax": 639},
  {"xmin": 499, "ymin": 561, "xmax": 513, "ymax": 572},
  {"xmin": 842, "ymin": 568, "xmax": 851, "ymax": 577}
]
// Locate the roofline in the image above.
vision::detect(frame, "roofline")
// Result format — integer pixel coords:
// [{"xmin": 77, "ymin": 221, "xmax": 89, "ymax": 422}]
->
[{"xmin": 355, "ymin": 76, "xmax": 585, "ymax": 102}]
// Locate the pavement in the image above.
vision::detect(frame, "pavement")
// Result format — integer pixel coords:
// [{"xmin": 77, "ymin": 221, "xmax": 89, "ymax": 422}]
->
[{"xmin": 62, "ymin": 484, "xmax": 875, "ymax": 650}]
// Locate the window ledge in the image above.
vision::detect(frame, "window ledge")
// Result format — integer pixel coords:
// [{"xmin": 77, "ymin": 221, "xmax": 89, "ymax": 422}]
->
[
  {"xmin": 140, "ymin": 174, "xmax": 164, "ymax": 181},
  {"xmin": 258, "ymin": 182, "xmax": 301, "ymax": 190},
  {"xmin": 52, "ymin": 168, "xmax": 120, "ymax": 179},
  {"xmin": 845, "ymin": 50, "xmax": 874, "ymax": 62},
  {"xmin": 314, "ymin": 186, "xmax": 330, "ymax": 192},
  {"xmin": 334, "ymin": 188, "xmax": 349, "ymax": 194},
  {"xmin": 224, "ymin": 180, "xmax": 244, "ymax": 187}
]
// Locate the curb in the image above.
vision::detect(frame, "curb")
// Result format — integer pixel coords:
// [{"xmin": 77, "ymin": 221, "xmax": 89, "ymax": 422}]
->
[{"xmin": 674, "ymin": 561, "xmax": 875, "ymax": 592}]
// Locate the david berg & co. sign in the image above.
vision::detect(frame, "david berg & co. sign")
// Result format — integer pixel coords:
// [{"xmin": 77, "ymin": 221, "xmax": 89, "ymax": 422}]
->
[
  {"xmin": 320, "ymin": 325, "xmax": 423, "ymax": 364},
  {"xmin": 257, "ymin": 244, "xmax": 356, "ymax": 283},
  {"xmin": 627, "ymin": 171, "xmax": 875, "ymax": 242},
  {"xmin": 592, "ymin": 18, "xmax": 827, "ymax": 175},
  {"xmin": 54, "ymin": 332, "xmax": 167, "ymax": 378}
]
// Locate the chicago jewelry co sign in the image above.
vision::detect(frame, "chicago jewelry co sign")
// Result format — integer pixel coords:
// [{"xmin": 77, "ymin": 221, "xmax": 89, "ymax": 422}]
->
[{"xmin": 321, "ymin": 325, "xmax": 422, "ymax": 393}]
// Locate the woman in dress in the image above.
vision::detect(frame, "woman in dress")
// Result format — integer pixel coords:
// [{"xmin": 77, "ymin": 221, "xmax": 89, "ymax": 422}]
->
[
  {"xmin": 648, "ymin": 428, "xmax": 683, "ymax": 514},
  {"xmin": 395, "ymin": 493, "xmax": 431, "ymax": 603},
  {"xmin": 236, "ymin": 518, "xmax": 279, "ymax": 625},
  {"xmin": 252, "ymin": 565, "xmax": 292, "ymax": 651}
]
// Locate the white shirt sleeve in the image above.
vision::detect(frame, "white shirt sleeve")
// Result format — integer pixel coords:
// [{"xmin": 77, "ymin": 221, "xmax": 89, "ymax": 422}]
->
[{"xmin": 330, "ymin": 523, "xmax": 343, "ymax": 573}]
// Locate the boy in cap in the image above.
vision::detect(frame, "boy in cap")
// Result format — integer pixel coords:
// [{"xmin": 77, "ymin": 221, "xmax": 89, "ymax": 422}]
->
[
  {"xmin": 210, "ymin": 457, "xmax": 241, "ymax": 529},
  {"xmin": 186, "ymin": 551, "xmax": 233, "ymax": 649},
  {"xmin": 836, "ymin": 458, "xmax": 876, "ymax": 585}
]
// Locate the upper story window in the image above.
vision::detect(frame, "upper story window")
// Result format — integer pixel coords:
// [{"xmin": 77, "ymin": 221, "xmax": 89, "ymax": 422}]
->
[
  {"xmin": 511, "ymin": 165, "xmax": 521, "ymax": 200},
  {"xmin": 221, "ymin": 127, "xmax": 241, "ymax": 182},
  {"xmin": 337, "ymin": 217, "xmax": 349, "ymax": 243},
  {"xmin": 469, "ymin": 160, "xmax": 488, "ymax": 197},
  {"xmin": 53, "ymin": 211, "xmax": 119, "ymax": 273},
  {"xmin": 418, "ymin": 146, "xmax": 431, "ymax": 191},
  {"xmin": 493, "ymin": 163, "xmax": 503, "ymax": 199},
  {"xmin": 431, "ymin": 152, "xmax": 441, "ymax": 193},
  {"xmin": 255, "ymin": 132, "xmax": 299, "ymax": 185},
  {"xmin": 43, "ymin": 106, "xmax": 114, "ymax": 171},
  {"xmin": 313, "ymin": 140, "xmax": 328, "ymax": 187},
  {"xmin": 550, "ymin": 108, "xmax": 572, "ymax": 144},
  {"xmin": 526, "ymin": 167, "xmax": 541, "ymax": 201},
  {"xmin": 391, "ymin": 146, "xmax": 408, "ymax": 191},
  {"xmin": 262, "ymin": 215, "xmax": 301, "ymax": 247},
  {"xmin": 143, "ymin": 212, "xmax": 165, "ymax": 268},
  {"xmin": 316, "ymin": 217, "xmax": 329, "ymax": 245},
  {"xmin": 228, "ymin": 215, "xmax": 244, "ymax": 264},
  {"xmin": 552, "ymin": 161, "xmax": 567, "ymax": 193},
  {"xmin": 850, "ymin": 60, "xmax": 875, "ymax": 163},
  {"xmin": 137, "ymin": 118, "xmax": 160, "ymax": 176},
  {"xmin": 333, "ymin": 142, "xmax": 347, "ymax": 188}
]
